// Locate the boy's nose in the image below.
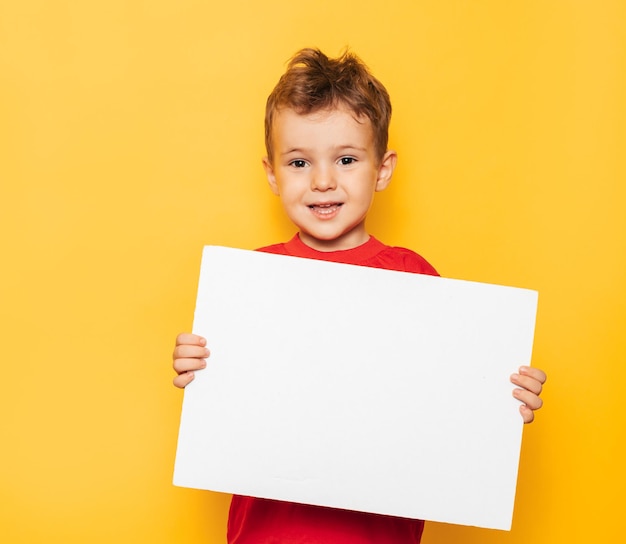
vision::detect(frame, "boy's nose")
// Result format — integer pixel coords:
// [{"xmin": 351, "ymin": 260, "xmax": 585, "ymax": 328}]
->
[{"xmin": 310, "ymin": 167, "xmax": 337, "ymax": 191}]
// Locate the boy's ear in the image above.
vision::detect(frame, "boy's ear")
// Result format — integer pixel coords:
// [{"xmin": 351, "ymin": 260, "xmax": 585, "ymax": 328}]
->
[
  {"xmin": 262, "ymin": 157, "xmax": 280, "ymax": 195},
  {"xmin": 375, "ymin": 150, "xmax": 397, "ymax": 192}
]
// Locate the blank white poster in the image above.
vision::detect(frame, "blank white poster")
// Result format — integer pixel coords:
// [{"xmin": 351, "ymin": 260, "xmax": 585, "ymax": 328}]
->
[{"xmin": 174, "ymin": 246, "xmax": 538, "ymax": 530}]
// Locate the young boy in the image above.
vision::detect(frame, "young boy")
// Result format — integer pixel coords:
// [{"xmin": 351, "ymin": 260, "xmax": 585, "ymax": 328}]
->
[{"xmin": 172, "ymin": 48, "xmax": 547, "ymax": 544}]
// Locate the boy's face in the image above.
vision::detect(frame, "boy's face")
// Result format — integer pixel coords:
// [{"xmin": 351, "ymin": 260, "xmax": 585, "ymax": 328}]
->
[{"xmin": 263, "ymin": 105, "xmax": 397, "ymax": 252}]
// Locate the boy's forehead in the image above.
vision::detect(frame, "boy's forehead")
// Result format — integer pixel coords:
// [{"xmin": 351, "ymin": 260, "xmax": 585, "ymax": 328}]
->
[
  {"xmin": 272, "ymin": 106, "xmax": 373, "ymax": 143},
  {"xmin": 276, "ymin": 104, "xmax": 368, "ymax": 123}
]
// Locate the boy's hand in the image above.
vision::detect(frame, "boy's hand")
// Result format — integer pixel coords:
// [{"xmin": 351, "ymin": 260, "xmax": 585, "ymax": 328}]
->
[
  {"xmin": 172, "ymin": 333, "xmax": 209, "ymax": 388},
  {"xmin": 511, "ymin": 366, "xmax": 547, "ymax": 424}
]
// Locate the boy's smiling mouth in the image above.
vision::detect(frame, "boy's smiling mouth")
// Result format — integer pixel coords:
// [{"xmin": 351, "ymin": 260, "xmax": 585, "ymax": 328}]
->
[{"xmin": 308, "ymin": 202, "xmax": 343, "ymax": 218}]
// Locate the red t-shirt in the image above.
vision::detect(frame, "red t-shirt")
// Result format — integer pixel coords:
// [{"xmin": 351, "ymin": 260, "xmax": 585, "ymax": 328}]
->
[{"xmin": 227, "ymin": 234, "xmax": 438, "ymax": 544}]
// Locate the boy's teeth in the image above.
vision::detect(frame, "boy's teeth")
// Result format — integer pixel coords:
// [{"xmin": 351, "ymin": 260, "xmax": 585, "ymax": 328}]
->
[{"xmin": 311, "ymin": 204, "xmax": 340, "ymax": 214}]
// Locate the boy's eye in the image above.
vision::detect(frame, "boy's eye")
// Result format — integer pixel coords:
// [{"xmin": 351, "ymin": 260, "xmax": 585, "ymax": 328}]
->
[
  {"xmin": 339, "ymin": 157, "xmax": 356, "ymax": 165},
  {"xmin": 290, "ymin": 159, "xmax": 307, "ymax": 168}
]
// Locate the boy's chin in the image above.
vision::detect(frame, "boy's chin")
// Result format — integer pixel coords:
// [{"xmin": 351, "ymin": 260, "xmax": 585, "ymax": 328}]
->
[{"xmin": 299, "ymin": 230, "xmax": 367, "ymax": 251}]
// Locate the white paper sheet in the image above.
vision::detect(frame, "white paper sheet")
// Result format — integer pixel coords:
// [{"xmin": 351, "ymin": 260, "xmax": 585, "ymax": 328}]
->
[{"xmin": 173, "ymin": 246, "xmax": 538, "ymax": 530}]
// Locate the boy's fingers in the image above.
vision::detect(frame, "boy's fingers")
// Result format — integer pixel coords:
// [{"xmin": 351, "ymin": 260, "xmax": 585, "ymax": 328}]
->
[
  {"xmin": 171, "ymin": 334, "xmax": 209, "ymax": 389},
  {"xmin": 175, "ymin": 333, "xmax": 206, "ymax": 347},
  {"xmin": 513, "ymin": 387, "xmax": 544, "ymax": 411},
  {"xmin": 174, "ymin": 357, "xmax": 207, "ymax": 374},
  {"xmin": 173, "ymin": 344, "xmax": 210, "ymax": 361},
  {"xmin": 173, "ymin": 371, "xmax": 195, "ymax": 389},
  {"xmin": 519, "ymin": 405, "xmax": 535, "ymax": 424},
  {"xmin": 510, "ymin": 372, "xmax": 544, "ymax": 396},
  {"xmin": 518, "ymin": 365, "xmax": 547, "ymax": 385}
]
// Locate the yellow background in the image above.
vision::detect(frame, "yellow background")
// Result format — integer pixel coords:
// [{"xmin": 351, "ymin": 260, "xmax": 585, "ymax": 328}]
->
[{"xmin": 1, "ymin": 1, "xmax": 624, "ymax": 542}]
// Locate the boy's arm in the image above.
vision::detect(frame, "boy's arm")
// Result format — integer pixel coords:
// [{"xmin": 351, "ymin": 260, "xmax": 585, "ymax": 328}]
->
[
  {"xmin": 511, "ymin": 366, "xmax": 547, "ymax": 424},
  {"xmin": 172, "ymin": 333, "xmax": 209, "ymax": 388}
]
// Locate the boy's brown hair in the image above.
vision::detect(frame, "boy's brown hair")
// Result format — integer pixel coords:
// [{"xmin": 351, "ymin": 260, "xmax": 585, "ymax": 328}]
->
[{"xmin": 265, "ymin": 48, "xmax": 392, "ymax": 164}]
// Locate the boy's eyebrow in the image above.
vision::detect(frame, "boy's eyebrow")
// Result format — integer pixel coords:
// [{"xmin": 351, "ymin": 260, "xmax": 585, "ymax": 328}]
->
[
  {"xmin": 334, "ymin": 144, "xmax": 368, "ymax": 153},
  {"xmin": 280, "ymin": 147, "xmax": 308, "ymax": 156}
]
